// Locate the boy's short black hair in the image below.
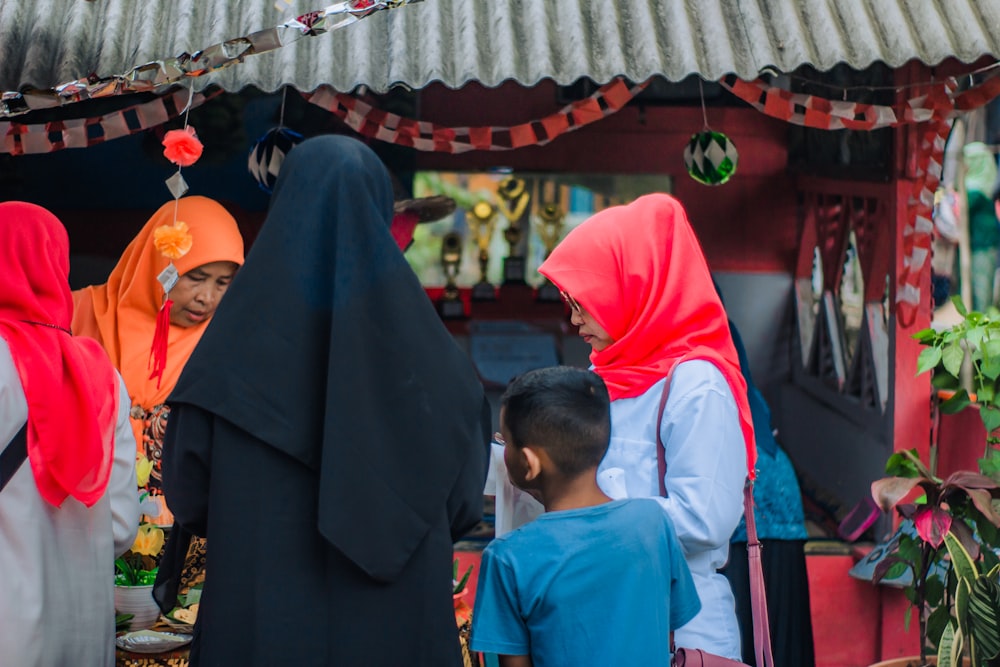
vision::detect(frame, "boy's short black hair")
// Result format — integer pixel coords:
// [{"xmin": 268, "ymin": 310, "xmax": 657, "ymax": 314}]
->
[{"xmin": 500, "ymin": 366, "xmax": 611, "ymax": 477}]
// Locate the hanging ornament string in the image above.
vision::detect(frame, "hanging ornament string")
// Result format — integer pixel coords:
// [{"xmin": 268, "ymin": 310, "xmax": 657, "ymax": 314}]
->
[
  {"xmin": 278, "ymin": 85, "xmax": 288, "ymax": 129},
  {"xmin": 302, "ymin": 78, "xmax": 649, "ymax": 153},
  {"xmin": 683, "ymin": 77, "xmax": 739, "ymax": 186},
  {"xmin": 247, "ymin": 85, "xmax": 304, "ymax": 193},
  {"xmin": 699, "ymin": 78, "xmax": 710, "ymax": 130},
  {"xmin": 149, "ymin": 82, "xmax": 203, "ymax": 388}
]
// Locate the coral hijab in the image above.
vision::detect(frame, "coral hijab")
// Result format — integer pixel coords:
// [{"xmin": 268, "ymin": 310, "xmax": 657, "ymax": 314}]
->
[
  {"xmin": 0, "ymin": 202, "xmax": 119, "ymax": 507},
  {"xmin": 72, "ymin": 196, "xmax": 245, "ymax": 413},
  {"xmin": 538, "ymin": 193, "xmax": 757, "ymax": 476}
]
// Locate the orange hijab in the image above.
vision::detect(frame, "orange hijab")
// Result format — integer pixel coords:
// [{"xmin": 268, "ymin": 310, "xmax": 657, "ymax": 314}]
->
[
  {"xmin": 538, "ymin": 193, "xmax": 756, "ymax": 476},
  {"xmin": 0, "ymin": 202, "xmax": 119, "ymax": 507},
  {"xmin": 72, "ymin": 196, "xmax": 245, "ymax": 415}
]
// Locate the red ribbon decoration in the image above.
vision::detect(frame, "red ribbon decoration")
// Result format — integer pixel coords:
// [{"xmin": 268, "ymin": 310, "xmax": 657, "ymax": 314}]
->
[{"xmin": 148, "ymin": 298, "xmax": 173, "ymax": 389}]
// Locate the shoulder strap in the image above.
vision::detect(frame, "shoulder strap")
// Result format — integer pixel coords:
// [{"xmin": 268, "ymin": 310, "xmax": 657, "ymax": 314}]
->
[
  {"xmin": 655, "ymin": 378, "xmax": 774, "ymax": 667},
  {"xmin": 655, "ymin": 375, "xmax": 671, "ymax": 497},
  {"xmin": 0, "ymin": 423, "xmax": 28, "ymax": 493}
]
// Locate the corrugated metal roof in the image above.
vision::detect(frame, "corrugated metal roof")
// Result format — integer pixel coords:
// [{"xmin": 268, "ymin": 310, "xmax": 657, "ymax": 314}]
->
[{"xmin": 2, "ymin": 0, "xmax": 1000, "ymax": 96}]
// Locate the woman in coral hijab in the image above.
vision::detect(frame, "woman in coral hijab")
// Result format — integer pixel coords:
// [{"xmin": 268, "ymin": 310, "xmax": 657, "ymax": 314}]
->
[
  {"xmin": 0, "ymin": 202, "xmax": 139, "ymax": 666},
  {"xmin": 72, "ymin": 195, "xmax": 245, "ymax": 512},
  {"xmin": 72, "ymin": 196, "xmax": 244, "ymax": 612},
  {"xmin": 538, "ymin": 193, "xmax": 756, "ymax": 660}
]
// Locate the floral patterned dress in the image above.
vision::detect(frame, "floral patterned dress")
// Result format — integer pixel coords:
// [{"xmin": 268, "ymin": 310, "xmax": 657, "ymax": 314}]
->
[{"xmin": 132, "ymin": 403, "xmax": 207, "ymax": 595}]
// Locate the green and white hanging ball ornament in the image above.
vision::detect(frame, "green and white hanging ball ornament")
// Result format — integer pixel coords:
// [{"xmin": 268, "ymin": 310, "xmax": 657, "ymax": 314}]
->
[{"xmin": 683, "ymin": 130, "xmax": 738, "ymax": 185}]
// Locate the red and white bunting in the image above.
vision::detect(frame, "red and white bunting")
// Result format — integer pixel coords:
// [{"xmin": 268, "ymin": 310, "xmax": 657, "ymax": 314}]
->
[
  {"xmin": 303, "ymin": 78, "xmax": 648, "ymax": 153},
  {"xmin": 0, "ymin": 89, "xmax": 212, "ymax": 156},
  {"xmin": 720, "ymin": 73, "xmax": 1000, "ymax": 327},
  {"xmin": 897, "ymin": 117, "xmax": 952, "ymax": 327}
]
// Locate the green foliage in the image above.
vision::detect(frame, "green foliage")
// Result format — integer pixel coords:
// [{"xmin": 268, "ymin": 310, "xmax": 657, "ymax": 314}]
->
[
  {"xmin": 913, "ymin": 296, "xmax": 1000, "ymax": 448},
  {"xmin": 453, "ymin": 559, "xmax": 473, "ymax": 595},
  {"xmin": 115, "ymin": 612, "xmax": 134, "ymax": 633},
  {"xmin": 114, "ymin": 556, "xmax": 158, "ymax": 586},
  {"xmin": 882, "ymin": 301, "xmax": 1000, "ymax": 665}
]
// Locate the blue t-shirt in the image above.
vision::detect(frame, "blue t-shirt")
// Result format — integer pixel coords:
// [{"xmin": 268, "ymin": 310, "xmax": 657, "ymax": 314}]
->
[{"xmin": 470, "ymin": 498, "xmax": 701, "ymax": 667}]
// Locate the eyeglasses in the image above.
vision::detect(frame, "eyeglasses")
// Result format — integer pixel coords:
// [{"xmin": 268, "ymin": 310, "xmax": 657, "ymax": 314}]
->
[
  {"xmin": 493, "ymin": 431, "xmax": 507, "ymax": 446},
  {"xmin": 560, "ymin": 290, "xmax": 583, "ymax": 315}
]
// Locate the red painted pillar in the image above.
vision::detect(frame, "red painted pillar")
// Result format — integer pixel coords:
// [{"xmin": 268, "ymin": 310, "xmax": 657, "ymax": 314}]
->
[{"xmin": 881, "ymin": 171, "xmax": 933, "ymax": 660}]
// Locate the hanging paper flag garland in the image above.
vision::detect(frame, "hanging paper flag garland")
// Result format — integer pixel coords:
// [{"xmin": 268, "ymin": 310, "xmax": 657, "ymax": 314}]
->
[
  {"xmin": 683, "ymin": 130, "xmax": 738, "ymax": 185},
  {"xmin": 247, "ymin": 126, "xmax": 304, "ymax": 193},
  {"xmin": 896, "ymin": 117, "xmax": 952, "ymax": 328},
  {"xmin": 0, "ymin": 88, "xmax": 215, "ymax": 155},
  {"xmin": 715, "ymin": 71, "xmax": 1000, "ymax": 132},
  {"xmin": 0, "ymin": 0, "xmax": 420, "ymax": 119},
  {"xmin": 303, "ymin": 78, "xmax": 648, "ymax": 153},
  {"xmin": 716, "ymin": 72, "xmax": 1000, "ymax": 328}
]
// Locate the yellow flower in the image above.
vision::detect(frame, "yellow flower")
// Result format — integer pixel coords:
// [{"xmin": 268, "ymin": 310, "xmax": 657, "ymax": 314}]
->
[
  {"xmin": 153, "ymin": 220, "xmax": 193, "ymax": 260},
  {"xmin": 131, "ymin": 523, "xmax": 165, "ymax": 557},
  {"xmin": 136, "ymin": 455, "xmax": 154, "ymax": 488}
]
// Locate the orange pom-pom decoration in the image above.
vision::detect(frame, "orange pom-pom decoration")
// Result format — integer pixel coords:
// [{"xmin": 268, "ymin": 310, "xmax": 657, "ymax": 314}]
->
[
  {"xmin": 153, "ymin": 220, "xmax": 193, "ymax": 260},
  {"xmin": 162, "ymin": 126, "xmax": 204, "ymax": 167}
]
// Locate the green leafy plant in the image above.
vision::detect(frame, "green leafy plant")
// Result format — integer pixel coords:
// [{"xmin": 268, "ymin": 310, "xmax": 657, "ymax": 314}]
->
[
  {"xmin": 115, "ymin": 612, "xmax": 135, "ymax": 633},
  {"xmin": 453, "ymin": 558, "xmax": 473, "ymax": 596},
  {"xmin": 115, "ymin": 457, "xmax": 164, "ymax": 587},
  {"xmin": 914, "ymin": 296, "xmax": 1000, "ymax": 473},
  {"xmin": 871, "ymin": 296, "xmax": 1000, "ymax": 666},
  {"xmin": 872, "ymin": 451, "xmax": 1000, "ymax": 666},
  {"xmin": 114, "ymin": 554, "xmax": 158, "ymax": 587}
]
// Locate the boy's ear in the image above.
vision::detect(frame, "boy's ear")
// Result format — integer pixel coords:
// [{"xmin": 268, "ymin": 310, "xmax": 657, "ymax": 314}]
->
[{"xmin": 520, "ymin": 446, "xmax": 543, "ymax": 482}]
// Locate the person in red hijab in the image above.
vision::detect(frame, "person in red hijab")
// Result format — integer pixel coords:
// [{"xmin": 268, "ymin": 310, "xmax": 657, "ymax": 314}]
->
[
  {"xmin": 539, "ymin": 193, "xmax": 756, "ymax": 660},
  {"xmin": 0, "ymin": 202, "xmax": 139, "ymax": 666}
]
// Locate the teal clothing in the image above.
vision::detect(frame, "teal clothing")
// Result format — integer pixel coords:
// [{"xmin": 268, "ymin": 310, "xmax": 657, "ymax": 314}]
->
[
  {"xmin": 968, "ymin": 190, "xmax": 999, "ymax": 252},
  {"xmin": 972, "ymin": 246, "xmax": 999, "ymax": 312},
  {"xmin": 964, "ymin": 142, "xmax": 999, "ymax": 312},
  {"xmin": 731, "ymin": 446, "xmax": 808, "ymax": 542},
  {"xmin": 471, "ymin": 499, "xmax": 700, "ymax": 666},
  {"xmin": 725, "ymin": 312, "xmax": 807, "ymax": 542}
]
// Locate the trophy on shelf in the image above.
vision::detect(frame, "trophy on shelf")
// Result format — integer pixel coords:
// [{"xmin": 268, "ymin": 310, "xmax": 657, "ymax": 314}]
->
[
  {"xmin": 496, "ymin": 176, "xmax": 531, "ymax": 285},
  {"xmin": 470, "ymin": 200, "xmax": 499, "ymax": 301},
  {"xmin": 535, "ymin": 202, "xmax": 566, "ymax": 302},
  {"xmin": 437, "ymin": 231, "xmax": 466, "ymax": 319}
]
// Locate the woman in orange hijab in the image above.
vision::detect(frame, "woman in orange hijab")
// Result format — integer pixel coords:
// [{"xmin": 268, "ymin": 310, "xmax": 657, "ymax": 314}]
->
[
  {"xmin": 72, "ymin": 195, "xmax": 245, "ymax": 517},
  {"xmin": 539, "ymin": 193, "xmax": 755, "ymax": 661}
]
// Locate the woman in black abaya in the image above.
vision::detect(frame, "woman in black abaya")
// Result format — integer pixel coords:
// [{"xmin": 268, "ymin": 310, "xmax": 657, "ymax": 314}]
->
[{"xmin": 158, "ymin": 135, "xmax": 491, "ymax": 667}]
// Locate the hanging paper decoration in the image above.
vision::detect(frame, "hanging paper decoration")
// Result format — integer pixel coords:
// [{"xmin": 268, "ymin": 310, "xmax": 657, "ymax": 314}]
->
[
  {"xmin": 304, "ymin": 77, "xmax": 648, "ymax": 153},
  {"xmin": 683, "ymin": 130, "xmax": 738, "ymax": 185},
  {"xmin": 162, "ymin": 126, "xmax": 204, "ymax": 167},
  {"xmin": 149, "ymin": 89, "xmax": 204, "ymax": 389},
  {"xmin": 0, "ymin": 0, "xmax": 420, "ymax": 119},
  {"xmin": 0, "ymin": 88, "xmax": 215, "ymax": 156},
  {"xmin": 717, "ymin": 72, "xmax": 997, "ymax": 327},
  {"xmin": 896, "ymin": 117, "xmax": 952, "ymax": 328},
  {"xmin": 247, "ymin": 126, "xmax": 304, "ymax": 193}
]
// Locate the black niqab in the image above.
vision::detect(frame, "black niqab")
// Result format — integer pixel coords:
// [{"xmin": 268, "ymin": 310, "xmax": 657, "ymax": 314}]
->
[{"xmin": 167, "ymin": 135, "xmax": 489, "ymax": 582}]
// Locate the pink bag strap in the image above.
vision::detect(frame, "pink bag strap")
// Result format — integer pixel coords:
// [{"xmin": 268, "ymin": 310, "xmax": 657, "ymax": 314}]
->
[{"xmin": 656, "ymin": 376, "xmax": 775, "ymax": 667}]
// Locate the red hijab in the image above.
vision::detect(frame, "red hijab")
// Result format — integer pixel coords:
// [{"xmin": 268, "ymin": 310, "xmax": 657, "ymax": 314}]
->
[
  {"xmin": 0, "ymin": 202, "xmax": 119, "ymax": 506},
  {"xmin": 538, "ymin": 193, "xmax": 756, "ymax": 476}
]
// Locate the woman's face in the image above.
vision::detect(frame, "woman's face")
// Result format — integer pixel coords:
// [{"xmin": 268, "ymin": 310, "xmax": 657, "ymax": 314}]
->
[
  {"xmin": 168, "ymin": 261, "xmax": 239, "ymax": 327},
  {"xmin": 563, "ymin": 292, "xmax": 615, "ymax": 352}
]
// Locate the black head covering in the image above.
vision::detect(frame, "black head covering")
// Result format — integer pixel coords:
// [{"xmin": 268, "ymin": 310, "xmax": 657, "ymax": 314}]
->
[{"xmin": 167, "ymin": 134, "xmax": 488, "ymax": 582}]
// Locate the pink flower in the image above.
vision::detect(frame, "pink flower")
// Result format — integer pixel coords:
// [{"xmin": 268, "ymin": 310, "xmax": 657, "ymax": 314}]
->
[{"xmin": 162, "ymin": 127, "xmax": 203, "ymax": 167}]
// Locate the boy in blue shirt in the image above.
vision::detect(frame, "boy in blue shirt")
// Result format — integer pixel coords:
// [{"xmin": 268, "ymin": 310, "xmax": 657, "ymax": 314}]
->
[{"xmin": 471, "ymin": 366, "xmax": 701, "ymax": 667}]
